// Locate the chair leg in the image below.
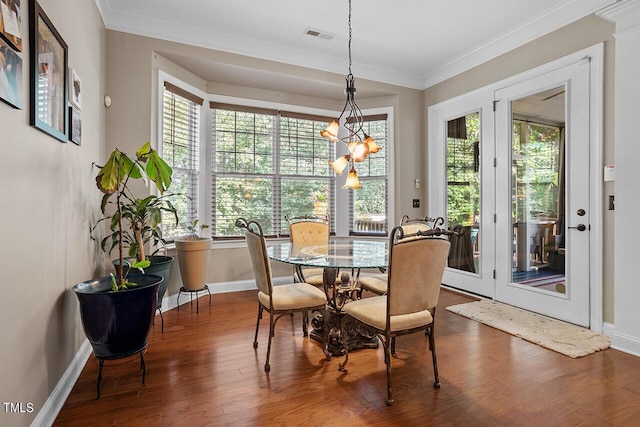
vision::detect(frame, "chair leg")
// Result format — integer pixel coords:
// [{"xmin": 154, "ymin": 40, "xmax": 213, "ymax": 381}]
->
[
  {"xmin": 302, "ymin": 311, "xmax": 309, "ymax": 336},
  {"xmin": 338, "ymin": 317, "xmax": 350, "ymax": 371},
  {"xmin": 253, "ymin": 304, "xmax": 263, "ymax": 349},
  {"xmin": 391, "ymin": 336, "xmax": 397, "ymax": 357},
  {"xmin": 428, "ymin": 325, "xmax": 441, "ymax": 388},
  {"xmin": 265, "ymin": 311, "xmax": 274, "ymax": 372},
  {"xmin": 385, "ymin": 331, "xmax": 395, "ymax": 406}
]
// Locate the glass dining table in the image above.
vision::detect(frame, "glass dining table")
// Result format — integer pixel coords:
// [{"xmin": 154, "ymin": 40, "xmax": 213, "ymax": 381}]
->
[{"xmin": 268, "ymin": 238, "xmax": 388, "ymax": 356}]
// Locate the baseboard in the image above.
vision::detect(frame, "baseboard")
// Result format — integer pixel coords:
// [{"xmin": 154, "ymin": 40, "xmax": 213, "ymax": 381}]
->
[
  {"xmin": 36, "ymin": 274, "xmax": 343, "ymax": 424},
  {"xmin": 602, "ymin": 322, "xmax": 640, "ymax": 357},
  {"xmin": 157, "ymin": 276, "xmax": 293, "ymax": 311},
  {"xmin": 31, "ymin": 340, "xmax": 92, "ymax": 427}
]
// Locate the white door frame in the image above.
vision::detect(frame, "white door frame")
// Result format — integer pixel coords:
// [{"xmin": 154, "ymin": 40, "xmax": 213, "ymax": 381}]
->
[
  {"xmin": 427, "ymin": 90, "xmax": 496, "ymax": 297},
  {"xmin": 427, "ymin": 43, "xmax": 604, "ymax": 331}
]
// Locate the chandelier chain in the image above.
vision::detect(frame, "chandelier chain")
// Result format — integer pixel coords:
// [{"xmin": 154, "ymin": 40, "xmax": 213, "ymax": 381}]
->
[{"xmin": 348, "ymin": 0, "xmax": 352, "ymax": 74}]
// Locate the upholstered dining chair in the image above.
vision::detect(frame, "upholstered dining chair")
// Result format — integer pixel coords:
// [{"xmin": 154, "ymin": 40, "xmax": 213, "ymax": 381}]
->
[
  {"xmin": 285, "ymin": 214, "xmax": 331, "ymax": 286},
  {"xmin": 236, "ymin": 217, "xmax": 327, "ymax": 372},
  {"xmin": 358, "ymin": 215, "xmax": 435, "ymax": 296},
  {"xmin": 338, "ymin": 225, "xmax": 450, "ymax": 405}
]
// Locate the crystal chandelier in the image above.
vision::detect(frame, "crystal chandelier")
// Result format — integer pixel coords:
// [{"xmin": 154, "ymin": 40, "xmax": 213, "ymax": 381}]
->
[{"xmin": 320, "ymin": 0, "xmax": 380, "ymax": 190}]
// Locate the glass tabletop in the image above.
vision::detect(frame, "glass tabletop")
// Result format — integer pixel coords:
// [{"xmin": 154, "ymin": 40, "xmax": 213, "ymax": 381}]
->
[{"xmin": 268, "ymin": 239, "xmax": 388, "ymax": 269}]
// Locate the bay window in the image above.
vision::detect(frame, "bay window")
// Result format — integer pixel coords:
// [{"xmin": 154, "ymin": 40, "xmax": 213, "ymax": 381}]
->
[{"xmin": 160, "ymin": 81, "xmax": 392, "ymax": 240}]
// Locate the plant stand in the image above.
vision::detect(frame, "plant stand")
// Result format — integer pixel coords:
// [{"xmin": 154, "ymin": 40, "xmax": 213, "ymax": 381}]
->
[
  {"xmin": 177, "ymin": 285, "xmax": 212, "ymax": 313},
  {"xmin": 95, "ymin": 349, "xmax": 146, "ymax": 400}
]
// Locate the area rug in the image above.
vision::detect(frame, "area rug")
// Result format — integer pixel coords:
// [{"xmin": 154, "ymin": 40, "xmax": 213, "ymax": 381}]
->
[{"xmin": 446, "ymin": 300, "xmax": 610, "ymax": 358}]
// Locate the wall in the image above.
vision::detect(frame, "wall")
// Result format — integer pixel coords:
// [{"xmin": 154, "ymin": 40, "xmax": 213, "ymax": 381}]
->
[
  {"xmin": 422, "ymin": 14, "xmax": 616, "ymax": 323},
  {"xmin": 105, "ymin": 31, "xmax": 424, "ymax": 299},
  {"xmin": 600, "ymin": 0, "xmax": 640, "ymax": 355},
  {"xmin": 0, "ymin": 0, "xmax": 106, "ymax": 425}
]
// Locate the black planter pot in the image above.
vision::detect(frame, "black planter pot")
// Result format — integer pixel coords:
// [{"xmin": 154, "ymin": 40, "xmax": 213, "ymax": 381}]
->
[
  {"xmin": 72, "ymin": 274, "xmax": 162, "ymax": 359},
  {"xmin": 113, "ymin": 255, "xmax": 174, "ymax": 310}
]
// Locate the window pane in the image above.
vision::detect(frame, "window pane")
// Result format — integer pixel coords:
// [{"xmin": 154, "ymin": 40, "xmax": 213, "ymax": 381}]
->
[
  {"xmin": 349, "ymin": 116, "xmax": 389, "ymax": 235},
  {"xmin": 161, "ymin": 88, "xmax": 200, "ymax": 239},
  {"xmin": 280, "ymin": 179, "xmax": 331, "ymax": 231},
  {"xmin": 353, "ymin": 179, "xmax": 387, "ymax": 234},
  {"xmin": 215, "ymin": 177, "xmax": 274, "ymax": 236},
  {"xmin": 446, "ymin": 112, "xmax": 480, "ymax": 274}
]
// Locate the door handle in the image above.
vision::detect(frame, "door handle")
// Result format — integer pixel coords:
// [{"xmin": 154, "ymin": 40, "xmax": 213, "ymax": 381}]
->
[{"xmin": 568, "ymin": 224, "xmax": 587, "ymax": 231}]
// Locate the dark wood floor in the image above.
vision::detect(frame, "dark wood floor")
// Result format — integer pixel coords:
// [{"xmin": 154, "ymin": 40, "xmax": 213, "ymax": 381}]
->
[{"xmin": 55, "ymin": 288, "xmax": 640, "ymax": 426}]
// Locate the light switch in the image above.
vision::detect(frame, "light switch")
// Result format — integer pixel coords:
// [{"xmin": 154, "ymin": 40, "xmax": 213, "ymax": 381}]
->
[
  {"xmin": 604, "ymin": 165, "xmax": 615, "ymax": 182},
  {"xmin": 415, "ymin": 178, "xmax": 421, "ymax": 189}
]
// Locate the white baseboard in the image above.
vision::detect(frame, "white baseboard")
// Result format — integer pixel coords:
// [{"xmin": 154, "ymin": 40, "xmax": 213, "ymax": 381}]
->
[
  {"xmin": 31, "ymin": 340, "xmax": 92, "ymax": 427},
  {"xmin": 157, "ymin": 276, "xmax": 293, "ymax": 312},
  {"xmin": 32, "ymin": 274, "xmax": 358, "ymax": 424},
  {"xmin": 602, "ymin": 322, "xmax": 640, "ymax": 357}
]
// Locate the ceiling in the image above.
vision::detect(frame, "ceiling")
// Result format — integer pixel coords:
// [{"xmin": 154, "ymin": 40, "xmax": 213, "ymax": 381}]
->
[{"xmin": 95, "ymin": 0, "xmax": 611, "ymax": 95}]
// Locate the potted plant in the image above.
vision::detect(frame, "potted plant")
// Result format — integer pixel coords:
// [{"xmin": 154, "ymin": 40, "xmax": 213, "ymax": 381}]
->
[
  {"xmin": 313, "ymin": 188, "xmax": 328, "ymax": 215},
  {"xmin": 101, "ymin": 179, "xmax": 178, "ymax": 315},
  {"xmin": 175, "ymin": 220, "xmax": 212, "ymax": 291},
  {"xmin": 72, "ymin": 142, "xmax": 173, "ymax": 367}
]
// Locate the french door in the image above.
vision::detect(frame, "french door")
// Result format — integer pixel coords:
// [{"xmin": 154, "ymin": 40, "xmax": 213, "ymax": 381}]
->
[
  {"xmin": 494, "ymin": 59, "xmax": 591, "ymax": 327},
  {"xmin": 428, "ymin": 45, "xmax": 603, "ymax": 328},
  {"xmin": 428, "ymin": 91, "xmax": 495, "ymax": 297}
]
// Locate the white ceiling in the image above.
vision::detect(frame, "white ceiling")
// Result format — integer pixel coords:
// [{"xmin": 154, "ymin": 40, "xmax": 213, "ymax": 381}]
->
[{"xmin": 95, "ymin": 0, "xmax": 613, "ymax": 92}]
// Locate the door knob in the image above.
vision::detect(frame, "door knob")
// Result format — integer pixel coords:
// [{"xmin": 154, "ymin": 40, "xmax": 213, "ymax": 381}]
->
[{"xmin": 569, "ymin": 224, "xmax": 587, "ymax": 231}]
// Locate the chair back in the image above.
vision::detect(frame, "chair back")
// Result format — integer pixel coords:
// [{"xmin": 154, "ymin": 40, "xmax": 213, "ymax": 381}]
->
[
  {"xmin": 386, "ymin": 226, "xmax": 450, "ymax": 317},
  {"xmin": 236, "ymin": 218, "xmax": 273, "ymax": 296},
  {"xmin": 286, "ymin": 214, "xmax": 330, "ymax": 245}
]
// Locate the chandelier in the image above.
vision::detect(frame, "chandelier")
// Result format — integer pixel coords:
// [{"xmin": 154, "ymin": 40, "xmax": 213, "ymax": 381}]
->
[{"xmin": 320, "ymin": 0, "xmax": 380, "ymax": 190}]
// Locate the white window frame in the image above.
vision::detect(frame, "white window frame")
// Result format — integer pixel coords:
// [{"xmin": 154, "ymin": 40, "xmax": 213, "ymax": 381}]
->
[{"xmin": 156, "ymin": 82, "xmax": 395, "ymax": 242}]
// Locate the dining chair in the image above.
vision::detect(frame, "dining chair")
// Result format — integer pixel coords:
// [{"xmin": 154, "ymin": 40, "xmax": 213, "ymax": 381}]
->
[
  {"xmin": 285, "ymin": 214, "xmax": 331, "ymax": 286},
  {"xmin": 358, "ymin": 215, "xmax": 437, "ymax": 296},
  {"xmin": 338, "ymin": 225, "xmax": 450, "ymax": 405},
  {"xmin": 236, "ymin": 217, "xmax": 327, "ymax": 373}
]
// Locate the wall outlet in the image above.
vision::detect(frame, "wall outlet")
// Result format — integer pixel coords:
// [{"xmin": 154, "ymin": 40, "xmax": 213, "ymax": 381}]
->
[{"xmin": 413, "ymin": 199, "xmax": 420, "ymax": 208}]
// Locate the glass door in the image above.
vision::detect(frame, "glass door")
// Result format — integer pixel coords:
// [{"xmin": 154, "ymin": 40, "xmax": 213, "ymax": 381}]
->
[
  {"xmin": 495, "ymin": 60, "xmax": 590, "ymax": 327},
  {"xmin": 428, "ymin": 91, "xmax": 495, "ymax": 297}
]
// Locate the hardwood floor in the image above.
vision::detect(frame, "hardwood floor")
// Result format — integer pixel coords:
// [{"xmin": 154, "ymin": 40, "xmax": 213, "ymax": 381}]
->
[{"xmin": 55, "ymin": 288, "xmax": 640, "ymax": 426}]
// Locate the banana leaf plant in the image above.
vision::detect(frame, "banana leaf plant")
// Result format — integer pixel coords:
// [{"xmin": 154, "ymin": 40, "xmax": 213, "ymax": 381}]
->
[{"xmin": 93, "ymin": 142, "xmax": 177, "ymax": 291}]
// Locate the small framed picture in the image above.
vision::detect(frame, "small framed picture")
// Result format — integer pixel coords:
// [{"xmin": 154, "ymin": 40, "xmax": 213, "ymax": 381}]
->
[
  {"xmin": 69, "ymin": 105, "xmax": 81, "ymax": 145},
  {"xmin": 0, "ymin": 35, "xmax": 22, "ymax": 109},
  {"xmin": 29, "ymin": 0, "xmax": 67, "ymax": 142},
  {"xmin": 0, "ymin": 0, "xmax": 22, "ymax": 52},
  {"xmin": 69, "ymin": 66, "xmax": 81, "ymax": 109}
]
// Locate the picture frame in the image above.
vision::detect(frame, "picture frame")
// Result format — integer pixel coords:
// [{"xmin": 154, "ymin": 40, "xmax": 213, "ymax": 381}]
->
[
  {"xmin": 0, "ymin": 35, "xmax": 22, "ymax": 108},
  {"xmin": 69, "ymin": 105, "xmax": 80, "ymax": 145},
  {"xmin": 0, "ymin": 0, "xmax": 22, "ymax": 52},
  {"xmin": 68, "ymin": 66, "xmax": 80, "ymax": 109},
  {"xmin": 29, "ymin": 0, "xmax": 67, "ymax": 142}
]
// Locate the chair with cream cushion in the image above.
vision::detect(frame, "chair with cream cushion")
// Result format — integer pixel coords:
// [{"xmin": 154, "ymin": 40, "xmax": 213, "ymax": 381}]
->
[
  {"xmin": 236, "ymin": 217, "xmax": 327, "ymax": 373},
  {"xmin": 358, "ymin": 216, "xmax": 434, "ymax": 296},
  {"xmin": 338, "ymin": 225, "xmax": 450, "ymax": 405},
  {"xmin": 285, "ymin": 214, "xmax": 331, "ymax": 286}
]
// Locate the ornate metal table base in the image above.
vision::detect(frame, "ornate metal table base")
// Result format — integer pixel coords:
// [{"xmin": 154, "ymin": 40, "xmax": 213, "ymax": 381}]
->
[
  {"xmin": 309, "ymin": 267, "xmax": 379, "ymax": 357},
  {"xmin": 310, "ymin": 309, "xmax": 378, "ymax": 357}
]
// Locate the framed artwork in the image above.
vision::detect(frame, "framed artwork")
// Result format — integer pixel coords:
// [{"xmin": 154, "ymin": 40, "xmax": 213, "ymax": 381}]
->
[
  {"xmin": 69, "ymin": 106, "xmax": 80, "ymax": 145},
  {"xmin": 0, "ymin": 35, "xmax": 22, "ymax": 108},
  {"xmin": 29, "ymin": 0, "xmax": 67, "ymax": 142},
  {"xmin": 0, "ymin": 0, "xmax": 22, "ymax": 51},
  {"xmin": 68, "ymin": 67, "xmax": 80, "ymax": 109}
]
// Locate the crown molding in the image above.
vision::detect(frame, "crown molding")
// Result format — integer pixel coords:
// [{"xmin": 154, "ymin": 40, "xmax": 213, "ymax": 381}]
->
[
  {"xmin": 96, "ymin": 0, "xmax": 614, "ymax": 91},
  {"xmin": 597, "ymin": 0, "xmax": 640, "ymax": 33},
  {"xmin": 421, "ymin": 0, "xmax": 616, "ymax": 88}
]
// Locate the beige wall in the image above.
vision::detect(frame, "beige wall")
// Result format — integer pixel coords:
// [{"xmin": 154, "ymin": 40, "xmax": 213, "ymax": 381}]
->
[
  {"xmin": 422, "ymin": 14, "xmax": 616, "ymax": 322},
  {"xmin": 0, "ymin": 0, "xmax": 106, "ymax": 425},
  {"xmin": 105, "ymin": 31, "xmax": 424, "ymax": 297}
]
